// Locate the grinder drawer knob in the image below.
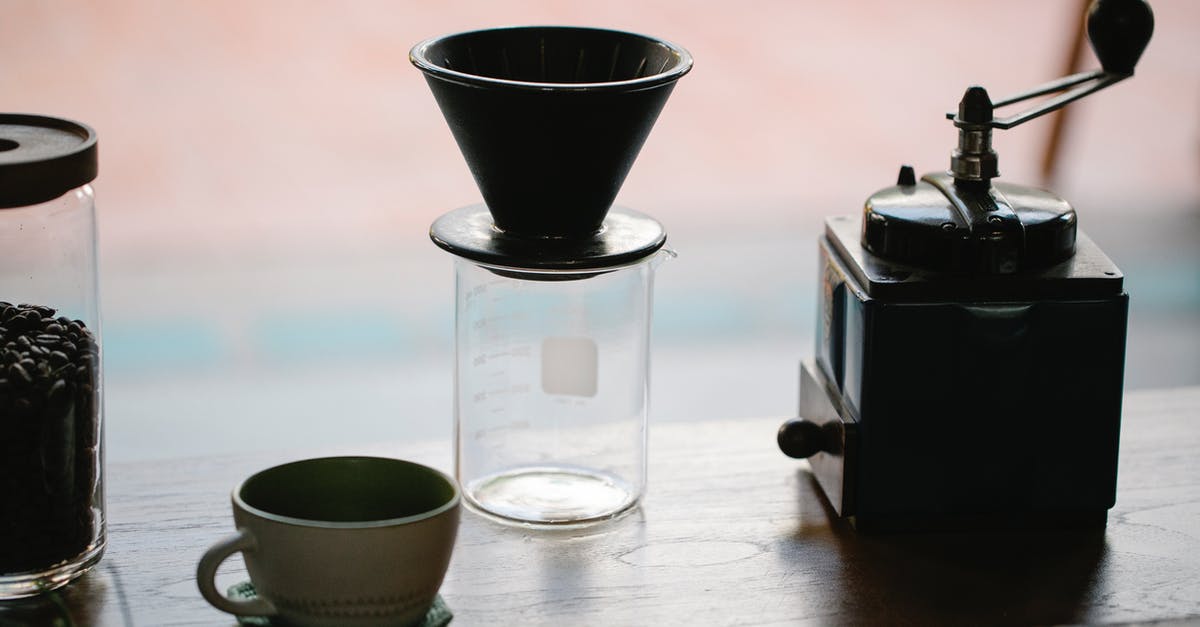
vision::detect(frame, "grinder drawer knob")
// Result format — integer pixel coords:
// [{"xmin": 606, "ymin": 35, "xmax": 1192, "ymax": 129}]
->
[{"xmin": 777, "ymin": 419, "xmax": 826, "ymax": 459}]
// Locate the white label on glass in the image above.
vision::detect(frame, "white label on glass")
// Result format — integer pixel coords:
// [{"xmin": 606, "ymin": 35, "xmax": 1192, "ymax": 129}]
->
[{"xmin": 541, "ymin": 336, "xmax": 598, "ymax": 397}]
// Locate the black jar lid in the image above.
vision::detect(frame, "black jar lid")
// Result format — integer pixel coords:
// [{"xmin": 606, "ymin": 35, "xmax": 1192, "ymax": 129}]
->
[{"xmin": 0, "ymin": 114, "xmax": 98, "ymax": 209}]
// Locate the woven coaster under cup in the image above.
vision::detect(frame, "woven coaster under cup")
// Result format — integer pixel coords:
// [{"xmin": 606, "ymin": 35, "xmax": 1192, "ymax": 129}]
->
[{"xmin": 226, "ymin": 581, "xmax": 453, "ymax": 626}]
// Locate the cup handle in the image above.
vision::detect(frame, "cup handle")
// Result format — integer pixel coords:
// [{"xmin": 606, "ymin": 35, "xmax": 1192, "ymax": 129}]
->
[{"xmin": 196, "ymin": 528, "xmax": 278, "ymax": 617}]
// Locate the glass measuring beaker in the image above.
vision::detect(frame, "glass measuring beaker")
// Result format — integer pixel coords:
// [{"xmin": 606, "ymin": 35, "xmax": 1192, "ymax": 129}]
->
[{"xmin": 453, "ymin": 249, "xmax": 672, "ymax": 525}]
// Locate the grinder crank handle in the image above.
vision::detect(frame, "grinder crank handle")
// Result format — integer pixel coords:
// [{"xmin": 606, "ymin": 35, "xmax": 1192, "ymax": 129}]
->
[
  {"xmin": 947, "ymin": 0, "xmax": 1154, "ymax": 131},
  {"xmin": 1087, "ymin": 0, "xmax": 1154, "ymax": 76}
]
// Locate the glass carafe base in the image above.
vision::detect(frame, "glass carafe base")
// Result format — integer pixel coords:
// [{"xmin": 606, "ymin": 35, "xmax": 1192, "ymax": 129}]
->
[
  {"xmin": 464, "ymin": 465, "xmax": 639, "ymax": 526},
  {"xmin": 0, "ymin": 541, "xmax": 105, "ymax": 599}
]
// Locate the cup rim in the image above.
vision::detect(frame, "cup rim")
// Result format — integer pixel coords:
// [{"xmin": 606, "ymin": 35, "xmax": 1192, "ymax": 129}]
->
[
  {"xmin": 232, "ymin": 456, "xmax": 461, "ymax": 529},
  {"xmin": 409, "ymin": 25, "xmax": 693, "ymax": 92}
]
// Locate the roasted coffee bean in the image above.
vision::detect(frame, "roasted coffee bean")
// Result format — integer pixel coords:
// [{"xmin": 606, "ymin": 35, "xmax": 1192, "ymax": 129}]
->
[
  {"xmin": 46, "ymin": 378, "xmax": 67, "ymax": 399},
  {"xmin": 44, "ymin": 323, "xmax": 64, "ymax": 335},
  {"xmin": 13, "ymin": 311, "xmax": 39, "ymax": 331},
  {"xmin": 44, "ymin": 380, "xmax": 70, "ymax": 421},
  {"xmin": 7, "ymin": 362, "xmax": 32, "ymax": 385},
  {"xmin": 15, "ymin": 335, "xmax": 31, "ymax": 350},
  {"xmin": 48, "ymin": 351, "xmax": 69, "ymax": 368},
  {"xmin": 35, "ymin": 334, "xmax": 62, "ymax": 347}
]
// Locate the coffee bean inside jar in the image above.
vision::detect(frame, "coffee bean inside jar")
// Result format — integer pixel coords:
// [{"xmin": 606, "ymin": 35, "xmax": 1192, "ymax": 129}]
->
[{"xmin": 0, "ymin": 302, "xmax": 101, "ymax": 573}]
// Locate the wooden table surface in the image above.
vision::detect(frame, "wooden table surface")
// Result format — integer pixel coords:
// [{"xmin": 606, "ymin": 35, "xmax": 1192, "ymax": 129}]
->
[{"xmin": 3, "ymin": 386, "xmax": 1198, "ymax": 626}]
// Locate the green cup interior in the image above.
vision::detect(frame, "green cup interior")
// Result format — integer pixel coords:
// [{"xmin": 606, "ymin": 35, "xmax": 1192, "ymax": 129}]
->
[{"xmin": 238, "ymin": 457, "xmax": 457, "ymax": 524}]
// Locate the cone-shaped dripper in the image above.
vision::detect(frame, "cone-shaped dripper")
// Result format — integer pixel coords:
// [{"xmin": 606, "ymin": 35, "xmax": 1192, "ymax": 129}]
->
[{"xmin": 411, "ymin": 26, "xmax": 692, "ymax": 240}]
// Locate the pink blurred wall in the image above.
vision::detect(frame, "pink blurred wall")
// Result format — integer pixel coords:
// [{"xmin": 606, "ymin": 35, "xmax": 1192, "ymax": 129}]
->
[{"xmin": 2, "ymin": 1, "xmax": 1196, "ymax": 267}]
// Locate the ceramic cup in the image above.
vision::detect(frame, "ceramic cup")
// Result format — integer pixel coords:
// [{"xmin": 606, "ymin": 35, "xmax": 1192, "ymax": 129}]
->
[{"xmin": 196, "ymin": 456, "xmax": 460, "ymax": 627}]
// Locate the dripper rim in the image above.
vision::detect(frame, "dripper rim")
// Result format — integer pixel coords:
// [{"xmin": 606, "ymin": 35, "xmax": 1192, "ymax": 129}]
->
[{"xmin": 409, "ymin": 25, "xmax": 694, "ymax": 93}]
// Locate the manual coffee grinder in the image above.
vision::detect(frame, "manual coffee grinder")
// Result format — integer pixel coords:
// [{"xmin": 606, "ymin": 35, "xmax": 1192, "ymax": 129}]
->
[
  {"xmin": 411, "ymin": 27, "xmax": 691, "ymax": 525},
  {"xmin": 778, "ymin": 0, "xmax": 1153, "ymax": 531}
]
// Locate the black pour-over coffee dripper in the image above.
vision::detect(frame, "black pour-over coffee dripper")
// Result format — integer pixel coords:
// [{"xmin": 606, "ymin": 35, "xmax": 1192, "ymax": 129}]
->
[{"xmin": 412, "ymin": 27, "xmax": 692, "ymax": 273}]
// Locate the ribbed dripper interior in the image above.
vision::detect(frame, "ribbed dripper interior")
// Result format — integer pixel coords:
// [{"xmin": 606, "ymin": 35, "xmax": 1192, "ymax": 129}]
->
[{"xmin": 425, "ymin": 28, "xmax": 685, "ymax": 85}]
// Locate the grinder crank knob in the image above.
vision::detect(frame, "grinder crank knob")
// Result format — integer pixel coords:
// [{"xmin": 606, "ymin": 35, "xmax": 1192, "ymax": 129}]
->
[
  {"xmin": 777, "ymin": 419, "xmax": 826, "ymax": 459},
  {"xmin": 1088, "ymin": 0, "xmax": 1154, "ymax": 75}
]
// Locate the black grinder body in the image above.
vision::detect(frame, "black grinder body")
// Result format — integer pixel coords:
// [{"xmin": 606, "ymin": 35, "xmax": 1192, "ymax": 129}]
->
[
  {"xmin": 799, "ymin": 179, "xmax": 1129, "ymax": 531},
  {"xmin": 779, "ymin": 0, "xmax": 1152, "ymax": 532}
]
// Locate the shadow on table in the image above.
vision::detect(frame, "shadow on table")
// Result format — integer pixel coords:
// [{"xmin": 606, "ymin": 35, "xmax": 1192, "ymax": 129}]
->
[
  {"xmin": 0, "ymin": 573, "xmax": 113, "ymax": 627},
  {"xmin": 448, "ymin": 506, "xmax": 651, "ymax": 620},
  {"xmin": 785, "ymin": 470, "xmax": 1107, "ymax": 625}
]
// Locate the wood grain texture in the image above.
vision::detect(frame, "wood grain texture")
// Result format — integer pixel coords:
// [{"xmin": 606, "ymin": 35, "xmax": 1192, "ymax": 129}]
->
[{"xmin": 2, "ymin": 387, "xmax": 1197, "ymax": 626}]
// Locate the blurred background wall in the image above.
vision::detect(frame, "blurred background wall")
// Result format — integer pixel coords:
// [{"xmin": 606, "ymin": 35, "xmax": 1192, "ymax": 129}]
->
[{"xmin": 2, "ymin": 0, "xmax": 1197, "ymax": 461}]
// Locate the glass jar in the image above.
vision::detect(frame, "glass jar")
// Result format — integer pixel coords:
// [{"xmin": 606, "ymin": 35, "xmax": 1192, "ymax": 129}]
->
[
  {"xmin": 0, "ymin": 114, "xmax": 104, "ymax": 598},
  {"xmin": 453, "ymin": 249, "xmax": 672, "ymax": 525}
]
